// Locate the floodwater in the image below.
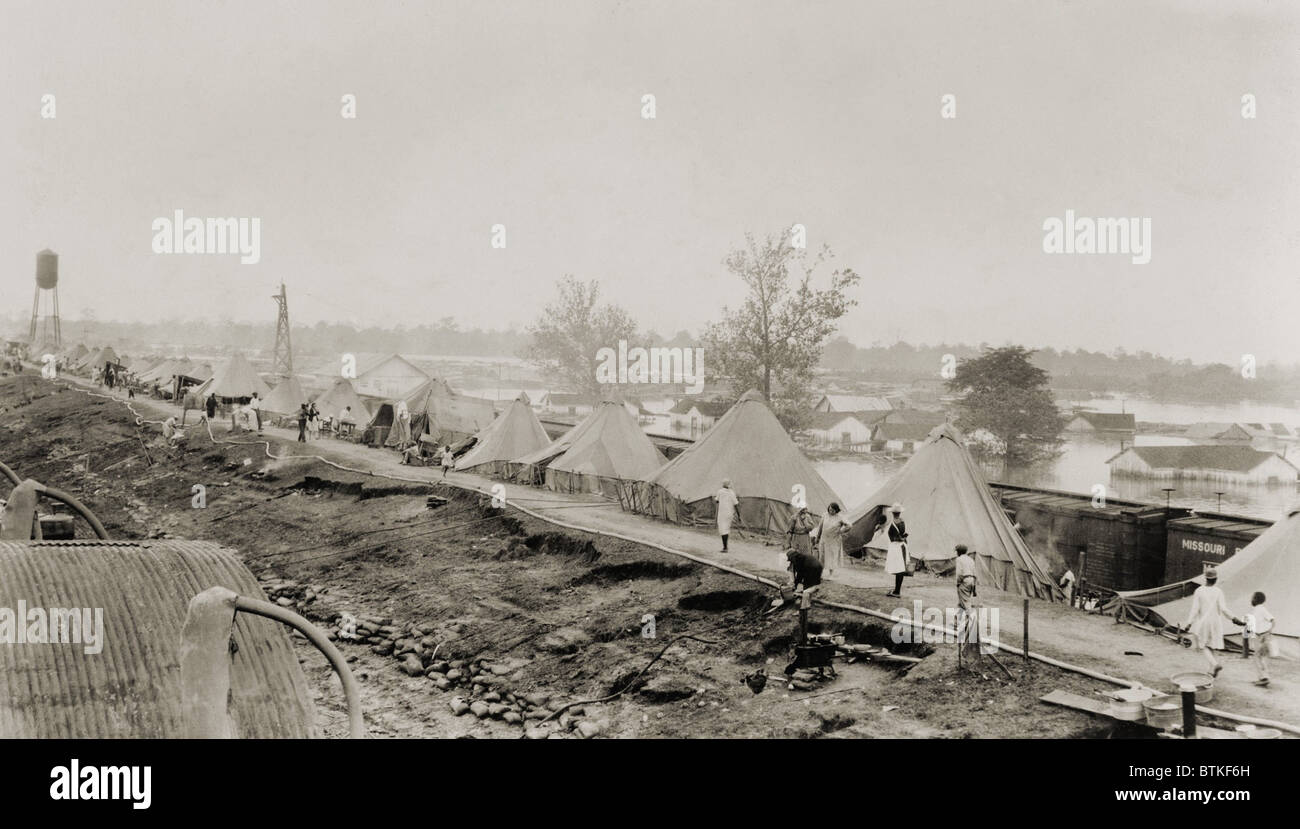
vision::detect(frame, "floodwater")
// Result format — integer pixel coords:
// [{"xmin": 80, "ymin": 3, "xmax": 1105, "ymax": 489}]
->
[
  {"xmin": 814, "ymin": 432, "xmax": 1300, "ymax": 521},
  {"xmin": 455, "ymin": 382, "xmax": 1300, "ymax": 521}
]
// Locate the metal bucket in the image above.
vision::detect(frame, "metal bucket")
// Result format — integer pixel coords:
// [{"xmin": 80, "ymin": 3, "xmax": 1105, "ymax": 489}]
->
[
  {"xmin": 1110, "ymin": 687, "xmax": 1155, "ymax": 721},
  {"xmin": 1170, "ymin": 671, "xmax": 1215, "ymax": 704},
  {"xmin": 1142, "ymin": 695, "xmax": 1182, "ymax": 730}
]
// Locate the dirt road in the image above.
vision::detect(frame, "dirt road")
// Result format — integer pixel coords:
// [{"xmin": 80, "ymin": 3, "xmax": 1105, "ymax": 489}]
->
[{"xmin": 3, "ymin": 372, "xmax": 1293, "ymax": 737}]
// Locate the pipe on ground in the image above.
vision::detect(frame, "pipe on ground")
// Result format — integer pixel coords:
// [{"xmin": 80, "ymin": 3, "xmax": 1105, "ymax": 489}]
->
[{"xmin": 72, "ymin": 377, "xmax": 1300, "ymax": 738}]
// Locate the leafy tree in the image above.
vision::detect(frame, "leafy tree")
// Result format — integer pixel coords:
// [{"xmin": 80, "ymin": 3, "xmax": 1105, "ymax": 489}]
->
[
  {"xmin": 702, "ymin": 231, "xmax": 859, "ymax": 421},
  {"xmin": 947, "ymin": 345, "xmax": 1065, "ymax": 464},
  {"xmin": 525, "ymin": 276, "xmax": 637, "ymax": 400}
]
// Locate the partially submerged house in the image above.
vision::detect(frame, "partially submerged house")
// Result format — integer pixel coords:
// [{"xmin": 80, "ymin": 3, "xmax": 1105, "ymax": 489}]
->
[
  {"xmin": 1107, "ymin": 445, "xmax": 1299, "ymax": 486},
  {"xmin": 667, "ymin": 398, "xmax": 732, "ymax": 437},
  {"xmin": 1064, "ymin": 411, "xmax": 1136, "ymax": 433},
  {"xmin": 801, "ymin": 411, "xmax": 884, "ymax": 450}
]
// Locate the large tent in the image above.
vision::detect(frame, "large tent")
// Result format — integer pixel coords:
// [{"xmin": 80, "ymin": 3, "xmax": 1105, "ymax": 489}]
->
[
  {"xmin": 840, "ymin": 424, "xmax": 1062, "ymax": 600},
  {"xmin": 455, "ymin": 395, "xmax": 550, "ymax": 475},
  {"xmin": 74, "ymin": 347, "xmax": 104, "ymax": 372},
  {"xmin": 543, "ymin": 401, "xmax": 666, "ymax": 498},
  {"xmin": 509, "ymin": 406, "xmax": 604, "ymax": 485},
  {"xmin": 138, "ymin": 358, "xmax": 180, "ymax": 384},
  {"xmin": 625, "ymin": 389, "xmax": 838, "ymax": 533},
  {"xmin": 63, "ymin": 343, "xmax": 89, "ymax": 363},
  {"xmin": 262, "ymin": 376, "xmax": 308, "ymax": 416},
  {"xmin": 312, "ymin": 378, "xmax": 371, "ymax": 423},
  {"xmin": 1109, "ymin": 507, "xmax": 1300, "ymax": 659},
  {"xmin": 378, "ymin": 378, "xmax": 496, "ymax": 448},
  {"xmin": 196, "ymin": 352, "xmax": 271, "ymax": 401}
]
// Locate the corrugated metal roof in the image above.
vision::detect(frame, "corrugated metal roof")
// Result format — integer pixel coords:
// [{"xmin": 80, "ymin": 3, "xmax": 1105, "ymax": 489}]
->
[{"xmin": 0, "ymin": 540, "xmax": 316, "ymax": 738}]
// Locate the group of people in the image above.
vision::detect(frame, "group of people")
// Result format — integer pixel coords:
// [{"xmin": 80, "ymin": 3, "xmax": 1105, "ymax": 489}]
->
[
  {"xmin": 713, "ymin": 481, "xmax": 910, "ymax": 592},
  {"xmin": 1182, "ymin": 571, "xmax": 1274, "ymax": 687},
  {"xmin": 400, "ymin": 439, "xmax": 457, "ymax": 476},
  {"xmin": 297, "ymin": 402, "xmax": 322, "ymax": 441}
]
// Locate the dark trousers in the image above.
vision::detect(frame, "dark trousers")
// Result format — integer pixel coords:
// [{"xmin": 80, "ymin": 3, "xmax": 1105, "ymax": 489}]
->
[
  {"xmin": 255, "ymin": 410, "xmax": 262, "ymax": 431},
  {"xmin": 297, "ymin": 421, "xmax": 306, "ymax": 442},
  {"xmin": 893, "ymin": 573, "xmax": 905, "ymax": 594}
]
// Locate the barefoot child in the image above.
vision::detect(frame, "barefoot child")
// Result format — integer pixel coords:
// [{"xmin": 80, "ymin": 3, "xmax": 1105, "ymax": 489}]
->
[{"xmin": 1244, "ymin": 592, "xmax": 1274, "ymax": 687}]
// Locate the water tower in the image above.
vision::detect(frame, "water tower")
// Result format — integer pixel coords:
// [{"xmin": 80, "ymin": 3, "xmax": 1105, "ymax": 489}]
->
[{"xmin": 29, "ymin": 249, "xmax": 61, "ymax": 351}]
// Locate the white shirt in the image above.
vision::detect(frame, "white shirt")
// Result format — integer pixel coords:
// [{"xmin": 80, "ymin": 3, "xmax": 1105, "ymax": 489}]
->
[{"xmin": 1246, "ymin": 606, "xmax": 1275, "ymax": 636}]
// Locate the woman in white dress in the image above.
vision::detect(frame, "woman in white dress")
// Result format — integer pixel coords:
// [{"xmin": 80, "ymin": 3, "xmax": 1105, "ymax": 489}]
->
[
  {"xmin": 714, "ymin": 480, "xmax": 739, "ymax": 553},
  {"xmin": 1184, "ymin": 569, "xmax": 1242, "ymax": 677},
  {"xmin": 811, "ymin": 502, "xmax": 848, "ymax": 579}
]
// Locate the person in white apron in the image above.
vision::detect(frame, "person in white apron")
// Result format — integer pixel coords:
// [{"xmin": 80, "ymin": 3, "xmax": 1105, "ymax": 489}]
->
[
  {"xmin": 714, "ymin": 480, "xmax": 739, "ymax": 553},
  {"xmin": 877, "ymin": 504, "xmax": 909, "ymax": 597}
]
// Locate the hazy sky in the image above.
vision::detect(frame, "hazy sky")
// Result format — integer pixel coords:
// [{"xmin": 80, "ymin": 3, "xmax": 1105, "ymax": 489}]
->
[{"xmin": 3, "ymin": 0, "xmax": 1298, "ymax": 363}]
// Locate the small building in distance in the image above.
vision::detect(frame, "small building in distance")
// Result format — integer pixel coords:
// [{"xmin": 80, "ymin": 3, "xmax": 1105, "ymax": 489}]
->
[
  {"xmin": 1064, "ymin": 411, "xmax": 1136, "ymax": 433},
  {"xmin": 540, "ymin": 392, "xmax": 648, "ymax": 422},
  {"xmin": 540, "ymin": 391, "xmax": 594, "ymax": 417},
  {"xmin": 810, "ymin": 393, "xmax": 893, "ymax": 412},
  {"xmin": 801, "ymin": 411, "xmax": 883, "ymax": 450},
  {"xmin": 872, "ymin": 421, "xmax": 936, "ymax": 454},
  {"xmin": 1107, "ymin": 445, "xmax": 1299, "ymax": 486},
  {"xmin": 668, "ymin": 398, "xmax": 733, "ymax": 438},
  {"xmin": 1184, "ymin": 422, "xmax": 1254, "ymax": 442}
]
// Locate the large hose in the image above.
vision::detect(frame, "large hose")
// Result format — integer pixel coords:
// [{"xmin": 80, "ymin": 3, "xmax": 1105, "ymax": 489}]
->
[
  {"xmin": 234, "ymin": 595, "xmax": 367, "ymax": 738},
  {"xmin": 0, "ymin": 460, "xmax": 110, "ymax": 539},
  {"xmin": 52, "ymin": 376, "xmax": 1300, "ymax": 737},
  {"xmin": 32, "ymin": 484, "xmax": 110, "ymax": 539}
]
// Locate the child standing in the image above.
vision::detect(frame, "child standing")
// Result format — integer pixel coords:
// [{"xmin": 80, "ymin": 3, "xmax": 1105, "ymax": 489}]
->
[{"xmin": 1244, "ymin": 591, "xmax": 1274, "ymax": 688}]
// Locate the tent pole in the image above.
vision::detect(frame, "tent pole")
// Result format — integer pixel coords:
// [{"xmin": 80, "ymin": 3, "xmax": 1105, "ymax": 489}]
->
[{"xmin": 1022, "ymin": 598, "xmax": 1030, "ymax": 664}]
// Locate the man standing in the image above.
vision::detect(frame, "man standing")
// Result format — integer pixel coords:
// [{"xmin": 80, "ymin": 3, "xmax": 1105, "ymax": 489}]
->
[
  {"xmin": 954, "ymin": 544, "xmax": 977, "ymax": 610},
  {"xmin": 250, "ymin": 391, "xmax": 263, "ymax": 434},
  {"xmin": 1183, "ymin": 568, "xmax": 1242, "ymax": 677},
  {"xmin": 205, "ymin": 392, "xmax": 217, "ymax": 421},
  {"xmin": 714, "ymin": 480, "xmax": 739, "ymax": 553},
  {"xmin": 297, "ymin": 403, "xmax": 308, "ymax": 443},
  {"xmin": 954, "ymin": 544, "xmax": 978, "ymax": 652}
]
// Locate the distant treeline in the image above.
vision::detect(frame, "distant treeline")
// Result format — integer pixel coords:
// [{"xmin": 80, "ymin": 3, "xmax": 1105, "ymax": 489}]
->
[
  {"xmin": 12, "ymin": 314, "xmax": 1298, "ymax": 405},
  {"xmin": 820, "ymin": 337, "xmax": 1300, "ymax": 404},
  {"xmin": 16, "ymin": 317, "xmax": 528, "ymax": 361}
]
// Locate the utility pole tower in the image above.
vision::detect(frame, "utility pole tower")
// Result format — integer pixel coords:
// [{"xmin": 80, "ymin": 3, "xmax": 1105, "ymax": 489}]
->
[{"xmin": 271, "ymin": 282, "xmax": 293, "ymax": 377}]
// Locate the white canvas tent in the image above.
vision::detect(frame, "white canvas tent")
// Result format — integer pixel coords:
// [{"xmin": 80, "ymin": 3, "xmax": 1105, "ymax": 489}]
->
[
  {"xmin": 1110, "ymin": 507, "xmax": 1300, "ymax": 659},
  {"xmin": 624, "ymin": 389, "xmax": 838, "ymax": 534},
  {"xmin": 841, "ymin": 424, "xmax": 1062, "ymax": 600},
  {"xmin": 456, "ymin": 396, "xmax": 550, "ymax": 475},
  {"xmin": 543, "ymin": 401, "xmax": 666, "ymax": 498}
]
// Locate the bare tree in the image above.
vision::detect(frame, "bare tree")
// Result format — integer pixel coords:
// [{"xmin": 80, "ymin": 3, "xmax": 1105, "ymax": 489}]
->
[
  {"xmin": 703, "ymin": 231, "xmax": 859, "ymax": 420},
  {"xmin": 525, "ymin": 276, "xmax": 638, "ymax": 400}
]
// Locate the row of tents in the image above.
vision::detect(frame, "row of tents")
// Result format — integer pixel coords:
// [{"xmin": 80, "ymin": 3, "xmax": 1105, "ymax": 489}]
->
[
  {"xmin": 449, "ymin": 388, "xmax": 1066, "ymax": 602},
  {"xmin": 456, "ymin": 392, "xmax": 1297, "ymax": 657},
  {"xmin": 46, "ymin": 346, "xmax": 1297, "ymax": 657}
]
